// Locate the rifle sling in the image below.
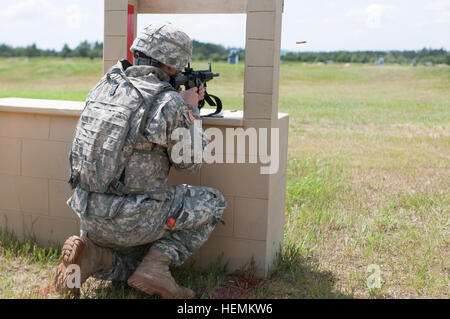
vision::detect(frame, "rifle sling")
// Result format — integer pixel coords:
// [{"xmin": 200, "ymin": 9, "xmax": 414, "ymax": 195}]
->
[{"xmin": 200, "ymin": 91, "xmax": 223, "ymax": 118}]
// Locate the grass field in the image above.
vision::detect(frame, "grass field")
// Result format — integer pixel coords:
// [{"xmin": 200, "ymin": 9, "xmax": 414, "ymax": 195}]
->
[{"xmin": 0, "ymin": 57, "xmax": 448, "ymax": 298}]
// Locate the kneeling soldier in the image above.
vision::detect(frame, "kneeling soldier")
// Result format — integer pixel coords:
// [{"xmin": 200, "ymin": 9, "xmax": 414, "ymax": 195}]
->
[{"xmin": 52, "ymin": 22, "xmax": 226, "ymax": 299}]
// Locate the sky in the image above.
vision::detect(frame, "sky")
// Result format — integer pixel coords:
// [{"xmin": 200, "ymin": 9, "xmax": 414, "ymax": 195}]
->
[{"xmin": 0, "ymin": 0, "xmax": 449, "ymax": 52}]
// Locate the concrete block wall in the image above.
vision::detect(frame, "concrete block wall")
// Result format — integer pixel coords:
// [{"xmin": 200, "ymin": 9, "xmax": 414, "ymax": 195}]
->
[
  {"xmin": 0, "ymin": 111, "xmax": 80, "ymax": 246},
  {"xmin": 244, "ymin": 0, "xmax": 283, "ymax": 122},
  {"xmin": 104, "ymin": 0, "xmax": 138, "ymax": 73},
  {"xmin": 189, "ymin": 114, "xmax": 288, "ymax": 274},
  {"xmin": 0, "ymin": 100, "xmax": 288, "ymax": 275}
]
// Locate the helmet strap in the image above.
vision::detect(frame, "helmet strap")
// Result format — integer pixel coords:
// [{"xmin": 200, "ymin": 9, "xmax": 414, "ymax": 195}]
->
[{"xmin": 134, "ymin": 53, "xmax": 160, "ymax": 67}]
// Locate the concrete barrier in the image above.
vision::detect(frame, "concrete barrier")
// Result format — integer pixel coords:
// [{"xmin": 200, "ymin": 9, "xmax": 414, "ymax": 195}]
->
[{"xmin": 0, "ymin": 97, "xmax": 288, "ymax": 275}]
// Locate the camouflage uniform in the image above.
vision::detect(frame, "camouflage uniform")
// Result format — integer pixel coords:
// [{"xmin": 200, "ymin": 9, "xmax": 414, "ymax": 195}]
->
[{"xmin": 68, "ymin": 65, "xmax": 226, "ymax": 282}]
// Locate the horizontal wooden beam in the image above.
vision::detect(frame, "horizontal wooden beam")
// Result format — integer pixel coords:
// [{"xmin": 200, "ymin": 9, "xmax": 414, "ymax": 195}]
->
[{"xmin": 137, "ymin": 0, "xmax": 247, "ymax": 14}]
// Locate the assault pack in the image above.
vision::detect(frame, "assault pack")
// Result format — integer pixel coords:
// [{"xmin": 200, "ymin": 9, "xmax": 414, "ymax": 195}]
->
[{"xmin": 68, "ymin": 60, "xmax": 173, "ymax": 195}]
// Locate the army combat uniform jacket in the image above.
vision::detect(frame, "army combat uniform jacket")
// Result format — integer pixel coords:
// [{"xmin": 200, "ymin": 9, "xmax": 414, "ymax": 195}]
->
[{"xmin": 67, "ymin": 63, "xmax": 226, "ymax": 281}]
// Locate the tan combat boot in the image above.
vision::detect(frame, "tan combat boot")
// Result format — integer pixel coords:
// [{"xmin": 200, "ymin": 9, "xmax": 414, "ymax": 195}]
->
[
  {"xmin": 53, "ymin": 235, "xmax": 113, "ymax": 298},
  {"xmin": 127, "ymin": 248, "xmax": 196, "ymax": 299}
]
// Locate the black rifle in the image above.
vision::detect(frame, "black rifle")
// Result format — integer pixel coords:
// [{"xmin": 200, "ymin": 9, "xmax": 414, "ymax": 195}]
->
[{"xmin": 170, "ymin": 63, "xmax": 222, "ymax": 117}]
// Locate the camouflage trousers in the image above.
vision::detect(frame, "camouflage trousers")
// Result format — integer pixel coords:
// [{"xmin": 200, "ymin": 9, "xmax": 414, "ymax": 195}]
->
[{"xmin": 79, "ymin": 184, "xmax": 226, "ymax": 282}]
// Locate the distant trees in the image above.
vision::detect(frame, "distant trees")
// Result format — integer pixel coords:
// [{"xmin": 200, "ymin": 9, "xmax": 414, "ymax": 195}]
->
[
  {"xmin": 0, "ymin": 41, "xmax": 448, "ymax": 66},
  {"xmin": 0, "ymin": 41, "xmax": 103, "ymax": 59},
  {"xmin": 60, "ymin": 44, "xmax": 72, "ymax": 58},
  {"xmin": 0, "ymin": 40, "xmax": 243, "ymax": 62},
  {"xmin": 281, "ymin": 48, "xmax": 450, "ymax": 65},
  {"xmin": 191, "ymin": 40, "xmax": 244, "ymax": 62}
]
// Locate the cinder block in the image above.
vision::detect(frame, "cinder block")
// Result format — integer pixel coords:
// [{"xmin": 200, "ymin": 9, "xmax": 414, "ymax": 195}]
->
[
  {"xmin": 25, "ymin": 215, "xmax": 79, "ymax": 247},
  {"xmin": 21, "ymin": 139, "xmax": 71, "ymax": 180},
  {"xmin": 138, "ymin": 0, "xmax": 246, "ymax": 13},
  {"xmin": 246, "ymin": 11, "xmax": 276, "ymax": 40},
  {"xmin": 219, "ymin": 128, "xmax": 261, "ymax": 159},
  {"xmin": 199, "ymin": 236, "xmax": 267, "ymax": 274},
  {"xmin": 49, "ymin": 180, "xmax": 77, "ymax": 220},
  {"xmin": 246, "ymin": 40, "xmax": 275, "ymax": 67},
  {"xmin": 201, "ymin": 162, "xmax": 270, "ymax": 199},
  {"xmin": 105, "ymin": 10, "xmax": 128, "ymax": 36},
  {"xmin": 266, "ymin": 176, "xmax": 287, "ymax": 269},
  {"xmin": 0, "ymin": 175, "xmax": 20, "ymax": 211},
  {"xmin": 17, "ymin": 176, "xmax": 49, "ymax": 215},
  {"xmin": 245, "ymin": 66, "xmax": 274, "ymax": 94},
  {"xmin": 273, "ymin": 5, "xmax": 283, "ymax": 48},
  {"xmin": 214, "ymin": 120, "xmax": 276, "ymax": 160},
  {"xmin": 49, "ymin": 116, "xmax": 78, "ymax": 142},
  {"xmin": 244, "ymin": 93, "xmax": 275, "ymax": 120},
  {"xmin": 104, "ymin": 60, "xmax": 118, "ymax": 74},
  {"xmin": 104, "ymin": 0, "xmax": 128, "ymax": 11},
  {"xmin": 247, "ymin": 0, "xmax": 277, "ymax": 12},
  {"xmin": 0, "ymin": 137, "xmax": 21, "ymax": 175},
  {"xmin": 265, "ymin": 116, "xmax": 289, "ymax": 269},
  {"xmin": 168, "ymin": 167, "xmax": 201, "ymax": 186},
  {"xmin": 0, "ymin": 112, "xmax": 50, "ymax": 139},
  {"xmin": 103, "ymin": 36, "xmax": 127, "ymax": 61},
  {"xmin": 267, "ymin": 182, "xmax": 286, "ymax": 237},
  {"xmin": 272, "ymin": 115, "xmax": 289, "ymax": 175},
  {"xmin": 234, "ymin": 197, "xmax": 268, "ymax": 241},
  {"xmin": 243, "ymin": 119, "xmax": 283, "ymax": 173},
  {"xmin": 202, "ymin": 125, "xmax": 264, "ymax": 162},
  {"xmin": 271, "ymin": 61, "xmax": 281, "ymax": 103},
  {"xmin": 243, "ymin": 119, "xmax": 272, "ymax": 130},
  {"xmin": 0, "ymin": 210, "xmax": 24, "ymax": 240},
  {"xmin": 0, "ymin": 175, "xmax": 49, "ymax": 214},
  {"xmin": 211, "ymin": 196, "xmax": 234, "ymax": 237}
]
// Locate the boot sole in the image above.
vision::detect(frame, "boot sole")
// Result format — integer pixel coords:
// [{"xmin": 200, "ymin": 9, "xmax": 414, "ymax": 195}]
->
[
  {"xmin": 128, "ymin": 274, "xmax": 195, "ymax": 299},
  {"xmin": 53, "ymin": 236, "xmax": 86, "ymax": 298}
]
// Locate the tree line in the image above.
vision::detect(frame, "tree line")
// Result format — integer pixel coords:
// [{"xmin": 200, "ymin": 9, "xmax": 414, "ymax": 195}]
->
[
  {"xmin": 0, "ymin": 41, "xmax": 103, "ymax": 59},
  {"xmin": 282, "ymin": 48, "xmax": 450, "ymax": 65},
  {"xmin": 0, "ymin": 40, "xmax": 449, "ymax": 65}
]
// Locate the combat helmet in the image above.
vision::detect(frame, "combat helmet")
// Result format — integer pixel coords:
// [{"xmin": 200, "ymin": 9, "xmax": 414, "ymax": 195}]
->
[{"xmin": 130, "ymin": 22, "xmax": 192, "ymax": 71}]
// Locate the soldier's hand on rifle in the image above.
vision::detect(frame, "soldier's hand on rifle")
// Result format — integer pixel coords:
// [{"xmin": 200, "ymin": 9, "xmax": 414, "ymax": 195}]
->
[
  {"xmin": 198, "ymin": 83, "xmax": 205, "ymax": 101},
  {"xmin": 180, "ymin": 83, "xmax": 204, "ymax": 108}
]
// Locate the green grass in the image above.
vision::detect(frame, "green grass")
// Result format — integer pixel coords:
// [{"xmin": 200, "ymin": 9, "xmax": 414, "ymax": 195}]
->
[
  {"xmin": 0, "ymin": 225, "xmax": 61, "ymax": 298},
  {"xmin": 0, "ymin": 57, "xmax": 101, "ymax": 101},
  {"xmin": 0, "ymin": 57, "xmax": 448, "ymax": 298}
]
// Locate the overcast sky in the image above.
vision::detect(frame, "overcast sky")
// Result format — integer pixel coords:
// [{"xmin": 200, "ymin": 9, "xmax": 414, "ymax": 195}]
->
[{"xmin": 0, "ymin": 0, "xmax": 449, "ymax": 52}]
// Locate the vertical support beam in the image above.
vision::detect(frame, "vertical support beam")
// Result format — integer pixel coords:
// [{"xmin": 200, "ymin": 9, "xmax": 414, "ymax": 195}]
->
[
  {"xmin": 127, "ymin": 4, "xmax": 135, "ymax": 62},
  {"xmin": 244, "ymin": 0, "xmax": 283, "ymax": 121},
  {"xmin": 128, "ymin": 0, "xmax": 139, "ymax": 63},
  {"xmin": 104, "ymin": 0, "xmax": 127, "ymax": 74},
  {"xmin": 243, "ymin": 0, "xmax": 286, "ymax": 275},
  {"xmin": 103, "ymin": 0, "xmax": 138, "ymax": 74}
]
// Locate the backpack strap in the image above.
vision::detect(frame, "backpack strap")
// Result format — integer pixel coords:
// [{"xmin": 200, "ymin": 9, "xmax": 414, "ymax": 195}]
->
[{"xmin": 104, "ymin": 64, "xmax": 176, "ymax": 195}]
